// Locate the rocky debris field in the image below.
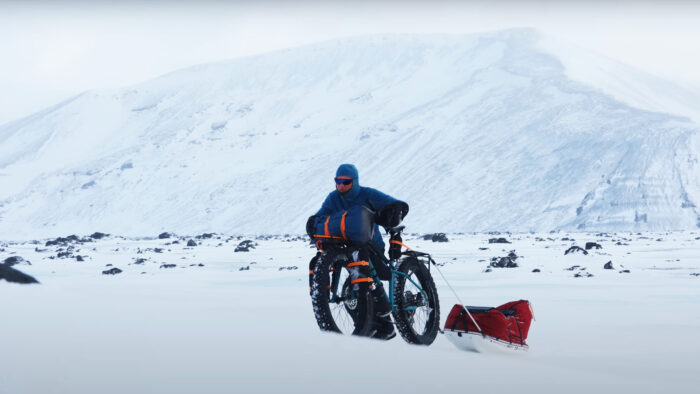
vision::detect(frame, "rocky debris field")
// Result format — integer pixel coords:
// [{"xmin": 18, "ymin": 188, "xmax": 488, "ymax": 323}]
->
[{"xmin": 1, "ymin": 231, "xmax": 699, "ymax": 285}]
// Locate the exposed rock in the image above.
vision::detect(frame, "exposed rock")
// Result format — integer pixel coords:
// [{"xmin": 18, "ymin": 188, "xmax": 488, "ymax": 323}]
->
[
  {"xmin": 239, "ymin": 266, "xmax": 250, "ymax": 271},
  {"xmin": 604, "ymin": 261, "xmax": 614, "ymax": 269},
  {"xmin": 574, "ymin": 272, "xmax": 594, "ymax": 278},
  {"xmin": 160, "ymin": 264, "xmax": 176, "ymax": 269},
  {"xmin": 4, "ymin": 256, "xmax": 30, "ymax": 266},
  {"xmin": 0, "ymin": 263, "xmax": 40, "ymax": 284},
  {"xmin": 133, "ymin": 258, "xmax": 147, "ymax": 265},
  {"xmin": 690, "ymin": 273, "xmax": 700, "ymax": 276},
  {"xmin": 585, "ymin": 242, "xmax": 602, "ymax": 250},
  {"xmin": 57, "ymin": 251, "xmax": 74, "ymax": 259},
  {"xmin": 478, "ymin": 247, "xmax": 489, "ymax": 250},
  {"xmin": 45, "ymin": 235, "xmax": 89, "ymax": 246},
  {"xmin": 158, "ymin": 232, "xmax": 171, "ymax": 239},
  {"xmin": 532, "ymin": 269, "xmax": 541, "ymax": 273},
  {"xmin": 235, "ymin": 240, "xmax": 257, "ymax": 252},
  {"xmin": 196, "ymin": 233, "xmax": 215, "ymax": 239},
  {"xmin": 565, "ymin": 265, "xmax": 581, "ymax": 271},
  {"xmin": 187, "ymin": 240, "xmax": 197, "ymax": 247},
  {"xmin": 102, "ymin": 267, "xmax": 122, "ymax": 275},
  {"xmin": 619, "ymin": 270, "xmax": 631, "ymax": 273},
  {"xmin": 488, "ymin": 237, "xmax": 510, "ymax": 244},
  {"xmin": 90, "ymin": 232, "xmax": 108, "ymax": 239},
  {"xmin": 565, "ymin": 246, "xmax": 588, "ymax": 255},
  {"xmin": 154, "ymin": 248, "xmax": 164, "ymax": 253},
  {"xmin": 422, "ymin": 233, "xmax": 449, "ymax": 242},
  {"xmin": 76, "ymin": 256, "xmax": 84, "ymax": 262},
  {"xmin": 489, "ymin": 250, "xmax": 519, "ymax": 268}
]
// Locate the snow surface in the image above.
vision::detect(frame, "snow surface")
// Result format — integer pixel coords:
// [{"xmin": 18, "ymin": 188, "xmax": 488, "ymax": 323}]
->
[
  {"xmin": 1, "ymin": 29, "xmax": 699, "ymax": 239},
  {"xmin": 1, "ymin": 232, "xmax": 699, "ymax": 393}
]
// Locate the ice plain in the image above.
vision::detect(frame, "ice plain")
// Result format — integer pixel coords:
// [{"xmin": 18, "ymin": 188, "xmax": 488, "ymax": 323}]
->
[{"xmin": 1, "ymin": 231, "xmax": 699, "ymax": 393}]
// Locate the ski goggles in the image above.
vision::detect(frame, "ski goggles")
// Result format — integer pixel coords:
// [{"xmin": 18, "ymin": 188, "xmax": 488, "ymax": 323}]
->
[{"xmin": 334, "ymin": 178, "xmax": 353, "ymax": 186}]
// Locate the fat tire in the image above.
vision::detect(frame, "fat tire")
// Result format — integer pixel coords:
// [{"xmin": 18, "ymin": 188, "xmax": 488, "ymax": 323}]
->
[
  {"xmin": 392, "ymin": 257, "xmax": 440, "ymax": 345},
  {"xmin": 311, "ymin": 253, "xmax": 374, "ymax": 336}
]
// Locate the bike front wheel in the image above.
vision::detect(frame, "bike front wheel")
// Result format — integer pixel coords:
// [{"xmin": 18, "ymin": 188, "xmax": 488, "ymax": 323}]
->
[
  {"xmin": 310, "ymin": 253, "xmax": 374, "ymax": 336},
  {"xmin": 392, "ymin": 256, "xmax": 440, "ymax": 345}
]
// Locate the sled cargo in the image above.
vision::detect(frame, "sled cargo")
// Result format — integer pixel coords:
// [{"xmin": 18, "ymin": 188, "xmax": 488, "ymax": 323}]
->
[{"xmin": 443, "ymin": 300, "xmax": 533, "ymax": 353}]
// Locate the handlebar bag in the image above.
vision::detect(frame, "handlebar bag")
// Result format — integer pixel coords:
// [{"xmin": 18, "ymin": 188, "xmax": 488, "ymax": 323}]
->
[{"xmin": 313, "ymin": 205, "xmax": 376, "ymax": 244}]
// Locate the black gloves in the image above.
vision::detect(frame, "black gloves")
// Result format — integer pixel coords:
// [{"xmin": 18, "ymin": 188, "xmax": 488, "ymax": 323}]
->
[
  {"xmin": 375, "ymin": 201, "xmax": 409, "ymax": 230},
  {"xmin": 388, "ymin": 233, "xmax": 403, "ymax": 260},
  {"xmin": 306, "ymin": 215, "xmax": 317, "ymax": 238}
]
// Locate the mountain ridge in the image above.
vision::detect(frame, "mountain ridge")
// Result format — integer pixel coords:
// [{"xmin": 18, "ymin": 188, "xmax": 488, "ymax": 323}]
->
[{"xmin": 0, "ymin": 29, "xmax": 698, "ymax": 239}]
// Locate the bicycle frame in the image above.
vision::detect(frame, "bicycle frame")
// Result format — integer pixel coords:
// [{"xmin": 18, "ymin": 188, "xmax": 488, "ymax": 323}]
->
[
  {"xmin": 323, "ymin": 242, "xmax": 434, "ymax": 314},
  {"xmin": 368, "ymin": 253, "xmax": 431, "ymax": 314}
]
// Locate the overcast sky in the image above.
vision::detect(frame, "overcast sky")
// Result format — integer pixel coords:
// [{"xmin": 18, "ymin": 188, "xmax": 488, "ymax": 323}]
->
[{"xmin": 1, "ymin": 0, "xmax": 699, "ymax": 125}]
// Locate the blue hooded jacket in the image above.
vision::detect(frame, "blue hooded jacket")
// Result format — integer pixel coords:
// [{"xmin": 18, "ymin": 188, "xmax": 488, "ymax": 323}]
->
[{"xmin": 315, "ymin": 164, "xmax": 400, "ymax": 250}]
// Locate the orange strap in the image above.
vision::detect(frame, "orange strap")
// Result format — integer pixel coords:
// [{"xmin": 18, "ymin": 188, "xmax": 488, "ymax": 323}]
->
[
  {"xmin": 324, "ymin": 217, "xmax": 330, "ymax": 237},
  {"xmin": 347, "ymin": 261, "xmax": 369, "ymax": 267},
  {"xmin": 313, "ymin": 234, "xmax": 344, "ymax": 240},
  {"xmin": 340, "ymin": 211, "xmax": 348, "ymax": 240},
  {"xmin": 351, "ymin": 278, "xmax": 374, "ymax": 284},
  {"xmin": 390, "ymin": 240, "xmax": 412, "ymax": 251},
  {"xmin": 309, "ymin": 270, "xmax": 314, "ymax": 275}
]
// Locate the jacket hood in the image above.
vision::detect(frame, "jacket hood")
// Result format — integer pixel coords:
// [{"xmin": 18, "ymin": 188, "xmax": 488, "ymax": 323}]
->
[{"xmin": 335, "ymin": 163, "xmax": 361, "ymax": 200}]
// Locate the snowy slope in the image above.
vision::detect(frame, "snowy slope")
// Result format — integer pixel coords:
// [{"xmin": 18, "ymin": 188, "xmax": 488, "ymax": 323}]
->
[{"xmin": 0, "ymin": 29, "xmax": 699, "ymax": 239}]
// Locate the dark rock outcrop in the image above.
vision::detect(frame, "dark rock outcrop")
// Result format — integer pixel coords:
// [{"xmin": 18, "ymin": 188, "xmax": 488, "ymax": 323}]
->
[
  {"xmin": 604, "ymin": 261, "xmax": 614, "ymax": 269},
  {"xmin": 0, "ymin": 263, "xmax": 39, "ymax": 284},
  {"xmin": 423, "ymin": 233, "xmax": 449, "ymax": 242},
  {"xmin": 585, "ymin": 242, "xmax": 602, "ymax": 250},
  {"xmin": 235, "ymin": 240, "xmax": 257, "ymax": 252},
  {"xmin": 489, "ymin": 250, "xmax": 519, "ymax": 268},
  {"xmin": 488, "ymin": 238, "xmax": 511, "ymax": 244},
  {"xmin": 46, "ymin": 235, "xmax": 90, "ymax": 246},
  {"xmin": 4, "ymin": 256, "xmax": 30, "ymax": 266},
  {"xmin": 564, "ymin": 246, "xmax": 588, "ymax": 255},
  {"xmin": 158, "ymin": 232, "xmax": 171, "ymax": 239},
  {"xmin": 160, "ymin": 264, "xmax": 176, "ymax": 269},
  {"xmin": 90, "ymin": 232, "xmax": 108, "ymax": 239},
  {"xmin": 102, "ymin": 267, "xmax": 122, "ymax": 275},
  {"xmin": 187, "ymin": 240, "xmax": 197, "ymax": 247}
]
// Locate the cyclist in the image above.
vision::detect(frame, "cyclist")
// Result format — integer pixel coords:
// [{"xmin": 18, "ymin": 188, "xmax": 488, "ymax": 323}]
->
[{"xmin": 311, "ymin": 163, "xmax": 408, "ymax": 340}]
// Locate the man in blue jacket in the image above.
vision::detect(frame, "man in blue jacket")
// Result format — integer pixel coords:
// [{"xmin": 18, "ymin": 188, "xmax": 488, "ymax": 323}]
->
[{"xmin": 312, "ymin": 163, "xmax": 408, "ymax": 340}]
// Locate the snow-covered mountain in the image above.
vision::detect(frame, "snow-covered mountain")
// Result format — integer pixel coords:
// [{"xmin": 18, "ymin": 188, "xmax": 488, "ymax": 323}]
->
[{"xmin": 1, "ymin": 28, "xmax": 699, "ymax": 239}]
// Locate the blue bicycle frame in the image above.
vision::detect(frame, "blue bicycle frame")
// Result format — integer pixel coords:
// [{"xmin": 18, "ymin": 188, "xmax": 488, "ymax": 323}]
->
[{"xmin": 365, "ymin": 256, "xmax": 430, "ymax": 313}]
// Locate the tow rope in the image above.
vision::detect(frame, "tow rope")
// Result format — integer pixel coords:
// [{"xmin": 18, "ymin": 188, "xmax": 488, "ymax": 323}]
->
[
  {"xmin": 396, "ymin": 239, "xmax": 483, "ymax": 335},
  {"xmin": 431, "ymin": 260, "xmax": 483, "ymax": 335}
]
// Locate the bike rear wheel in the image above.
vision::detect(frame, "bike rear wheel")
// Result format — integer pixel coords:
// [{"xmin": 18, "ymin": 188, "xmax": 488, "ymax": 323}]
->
[
  {"xmin": 311, "ymin": 253, "xmax": 374, "ymax": 336},
  {"xmin": 392, "ymin": 257, "xmax": 440, "ymax": 345}
]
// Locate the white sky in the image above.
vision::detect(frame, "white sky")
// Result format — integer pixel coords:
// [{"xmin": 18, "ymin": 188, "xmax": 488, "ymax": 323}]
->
[{"xmin": 1, "ymin": 0, "xmax": 699, "ymax": 125}]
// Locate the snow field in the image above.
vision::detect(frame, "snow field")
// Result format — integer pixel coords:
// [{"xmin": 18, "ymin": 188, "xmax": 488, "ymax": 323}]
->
[{"xmin": 1, "ymin": 232, "xmax": 699, "ymax": 393}]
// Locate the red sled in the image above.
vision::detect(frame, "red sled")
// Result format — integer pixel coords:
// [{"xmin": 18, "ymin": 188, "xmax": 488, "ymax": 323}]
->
[{"xmin": 443, "ymin": 300, "xmax": 534, "ymax": 353}]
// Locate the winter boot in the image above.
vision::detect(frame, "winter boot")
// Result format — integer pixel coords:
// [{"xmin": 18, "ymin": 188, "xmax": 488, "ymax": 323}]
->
[
  {"xmin": 372, "ymin": 312, "xmax": 396, "ymax": 340},
  {"xmin": 370, "ymin": 288, "xmax": 396, "ymax": 340}
]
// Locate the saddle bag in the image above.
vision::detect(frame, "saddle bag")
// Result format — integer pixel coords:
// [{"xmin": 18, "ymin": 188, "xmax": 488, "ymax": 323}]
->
[{"xmin": 310, "ymin": 205, "xmax": 375, "ymax": 244}]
